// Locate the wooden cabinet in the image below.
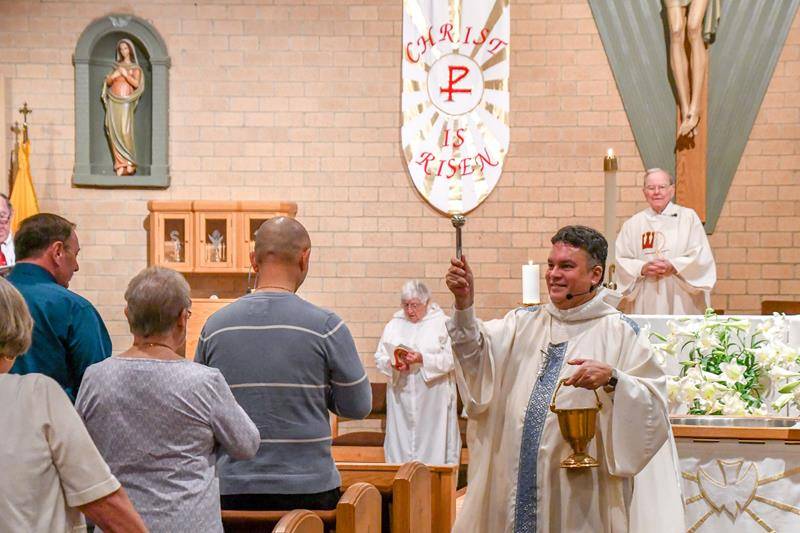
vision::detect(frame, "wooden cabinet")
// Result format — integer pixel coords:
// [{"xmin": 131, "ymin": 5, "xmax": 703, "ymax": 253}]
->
[
  {"xmin": 148, "ymin": 200, "xmax": 297, "ymax": 273},
  {"xmin": 185, "ymin": 298, "xmax": 235, "ymax": 358}
]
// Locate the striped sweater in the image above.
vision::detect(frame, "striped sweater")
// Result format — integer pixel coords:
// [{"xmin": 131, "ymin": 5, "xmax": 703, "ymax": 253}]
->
[{"xmin": 195, "ymin": 292, "xmax": 371, "ymax": 495}]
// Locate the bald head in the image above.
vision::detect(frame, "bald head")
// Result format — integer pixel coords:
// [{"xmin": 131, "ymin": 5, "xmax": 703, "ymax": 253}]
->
[{"xmin": 254, "ymin": 217, "xmax": 311, "ymax": 266}]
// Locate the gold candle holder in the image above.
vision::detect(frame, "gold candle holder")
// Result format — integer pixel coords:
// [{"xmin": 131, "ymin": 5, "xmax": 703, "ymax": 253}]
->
[
  {"xmin": 603, "ymin": 264, "xmax": 617, "ymax": 291},
  {"xmin": 603, "ymin": 148, "xmax": 618, "ymax": 172},
  {"xmin": 604, "ymin": 148, "xmax": 619, "ymax": 268}
]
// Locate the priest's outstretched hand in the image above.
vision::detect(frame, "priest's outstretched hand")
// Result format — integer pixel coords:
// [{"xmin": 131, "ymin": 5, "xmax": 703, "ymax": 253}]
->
[
  {"xmin": 446, "ymin": 255, "xmax": 474, "ymax": 310},
  {"xmin": 563, "ymin": 358, "xmax": 613, "ymax": 390}
]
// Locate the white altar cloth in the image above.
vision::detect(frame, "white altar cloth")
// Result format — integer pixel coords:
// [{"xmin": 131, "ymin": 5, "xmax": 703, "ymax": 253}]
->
[{"xmin": 676, "ymin": 438, "xmax": 800, "ymax": 532}]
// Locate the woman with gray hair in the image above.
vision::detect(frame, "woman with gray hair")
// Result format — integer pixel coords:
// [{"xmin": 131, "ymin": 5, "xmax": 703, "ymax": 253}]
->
[
  {"xmin": 374, "ymin": 280, "xmax": 461, "ymax": 464},
  {"xmin": 76, "ymin": 266, "xmax": 260, "ymax": 532},
  {"xmin": 0, "ymin": 277, "xmax": 146, "ymax": 532}
]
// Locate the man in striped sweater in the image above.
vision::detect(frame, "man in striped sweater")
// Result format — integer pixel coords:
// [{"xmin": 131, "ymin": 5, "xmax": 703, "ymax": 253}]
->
[{"xmin": 196, "ymin": 216, "xmax": 372, "ymax": 511}]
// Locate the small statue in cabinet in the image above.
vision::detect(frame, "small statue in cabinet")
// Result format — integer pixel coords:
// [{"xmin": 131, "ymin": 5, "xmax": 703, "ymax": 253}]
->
[
  {"xmin": 208, "ymin": 230, "xmax": 225, "ymax": 262},
  {"xmin": 168, "ymin": 230, "xmax": 182, "ymax": 262}
]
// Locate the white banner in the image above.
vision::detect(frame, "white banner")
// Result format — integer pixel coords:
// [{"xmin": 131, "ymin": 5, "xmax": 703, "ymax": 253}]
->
[{"xmin": 402, "ymin": 0, "xmax": 510, "ymax": 216}]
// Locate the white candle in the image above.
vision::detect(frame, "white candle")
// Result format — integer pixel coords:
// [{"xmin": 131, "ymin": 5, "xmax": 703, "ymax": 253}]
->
[
  {"xmin": 604, "ymin": 148, "xmax": 617, "ymax": 267},
  {"xmin": 522, "ymin": 261, "xmax": 540, "ymax": 304}
]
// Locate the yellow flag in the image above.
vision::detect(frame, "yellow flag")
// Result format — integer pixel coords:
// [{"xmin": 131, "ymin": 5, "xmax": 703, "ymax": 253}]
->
[{"xmin": 9, "ymin": 139, "xmax": 39, "ymax": 233}]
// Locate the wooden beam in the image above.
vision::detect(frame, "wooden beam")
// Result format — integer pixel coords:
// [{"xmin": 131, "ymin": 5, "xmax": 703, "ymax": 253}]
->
[{"xmin": 675, "ymin": 45, "xmax": 708, "ymax": 223}]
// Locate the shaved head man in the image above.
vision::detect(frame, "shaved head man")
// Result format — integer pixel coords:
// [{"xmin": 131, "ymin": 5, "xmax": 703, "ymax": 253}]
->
[
  {"xmin": 250, "ymin": 216, "xmax": 312, "ymax": 291},
  {"xmin": 196, "ymin": 216, "xmax": 371, "ymax": 512}
]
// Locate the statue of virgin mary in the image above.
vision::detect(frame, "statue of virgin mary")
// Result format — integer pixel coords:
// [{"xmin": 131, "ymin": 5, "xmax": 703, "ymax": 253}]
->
[{"xmin": 102, "ymin": 38, "xmax": 145, "ymax": 176}]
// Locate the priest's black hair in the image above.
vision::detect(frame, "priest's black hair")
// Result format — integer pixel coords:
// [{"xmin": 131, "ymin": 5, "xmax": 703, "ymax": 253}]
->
[{"xmin": 551, "ymin": 225, "xmax": 607, "ymax": 277}]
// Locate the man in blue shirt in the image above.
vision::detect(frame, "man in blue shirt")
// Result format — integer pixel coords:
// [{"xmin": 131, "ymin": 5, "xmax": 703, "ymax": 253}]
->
[{"xmin": 8, "ymin": 213, "xmax": 111, "ymax": 401}]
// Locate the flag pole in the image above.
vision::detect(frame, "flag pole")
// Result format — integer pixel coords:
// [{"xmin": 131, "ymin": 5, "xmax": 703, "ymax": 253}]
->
[{"xmin": 451, "ymin": 214, "xmax": 465, "ymax": 260}]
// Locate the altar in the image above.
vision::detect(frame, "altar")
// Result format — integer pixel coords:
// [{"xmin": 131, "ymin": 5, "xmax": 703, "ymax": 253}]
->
[
  {"xmin": 632, "ymin": 314, "xmax": 800, "ymax": 532},
  {"xmin": 670, "ymin": 418, "xmax": 800, "ymax": 532}
]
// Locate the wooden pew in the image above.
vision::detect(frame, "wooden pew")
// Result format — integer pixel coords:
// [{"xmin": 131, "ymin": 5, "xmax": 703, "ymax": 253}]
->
[
  {"xmin": 330, "ymin": 382, "xmax": 387, "ymax": 447},
  {"xmin": 273, "ymin": 510, "xmax": 323, "ymax": 533},
  {"xmin": 762, "ymin": 300, "xmax": 800, "ymax": 315},
  {"xmin": 337, "ymin": 462, "xmax": 457, "ymax": 533},
  {"xmin": 221, "ymin": 482, "xmax": 381, "ymax": 533},
  {"xmin": 332, "ymin": 445, "xmax": 470, "ymax": 464},
  {"xmin": 392, "ymin": 461, "xmax": 431, "ymax": 533}
]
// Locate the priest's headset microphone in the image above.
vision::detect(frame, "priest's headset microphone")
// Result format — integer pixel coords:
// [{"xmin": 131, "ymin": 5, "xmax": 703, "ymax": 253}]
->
[{"xmin": 565, "ymin": 284, "xmax": 596, "ymax": 300}]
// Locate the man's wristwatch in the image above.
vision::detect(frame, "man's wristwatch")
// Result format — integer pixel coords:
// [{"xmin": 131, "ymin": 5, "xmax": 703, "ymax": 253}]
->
[{"xmin": 603, "ymin": 368, "xmax": 619, "ymax": 393}]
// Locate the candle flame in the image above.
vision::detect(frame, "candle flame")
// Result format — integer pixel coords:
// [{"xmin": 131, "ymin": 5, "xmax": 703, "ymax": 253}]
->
[
  {"xmin": 606, "ymin": 148, "xmax": 614, "ymax": 158},
  {"xmin": 528, "ymin": 260, "xmax": 533, "ymax": 265}
]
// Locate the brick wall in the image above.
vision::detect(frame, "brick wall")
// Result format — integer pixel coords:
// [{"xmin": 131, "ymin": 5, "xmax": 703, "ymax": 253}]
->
[{"xmin": 1, "ymin": 1, "xmax": 798, "ymax": 377}]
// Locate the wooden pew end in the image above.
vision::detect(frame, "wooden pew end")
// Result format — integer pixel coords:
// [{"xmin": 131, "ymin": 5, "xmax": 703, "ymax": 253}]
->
[
  {"xmin": 274, "ymin": 509, "xmax": 324, "ymax": 533},
  {"xmin": 337, "ymin": 482, "xmax": 382, "ymax": 533}
]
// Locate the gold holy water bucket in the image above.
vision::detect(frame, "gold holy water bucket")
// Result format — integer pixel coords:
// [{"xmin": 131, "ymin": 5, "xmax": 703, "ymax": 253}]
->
[{"xmin": 549, "ymin": 379, "xmax": 603, "ymax": 469}]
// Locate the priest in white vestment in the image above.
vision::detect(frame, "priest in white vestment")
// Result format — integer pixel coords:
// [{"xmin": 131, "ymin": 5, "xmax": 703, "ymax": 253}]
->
[
  {"xmin": 445, "ymin": 225, "xmax": 684, "ymax": 532},
  {"xmin": 374, "ymin": 280, "xmax": 461, "ymax": 464},
  {"xmin": 615, "ymin": 168, "xmax": 716, "ymax": 315}
]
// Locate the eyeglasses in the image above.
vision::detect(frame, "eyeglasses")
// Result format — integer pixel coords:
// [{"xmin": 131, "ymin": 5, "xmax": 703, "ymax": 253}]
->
[
  {"xmin": 644, "ymin": 185, "xmax": 672, "ymax": 193},
  {"xmin": 402, "ymin": 302, "xmax": 425, "ymax": 310}
]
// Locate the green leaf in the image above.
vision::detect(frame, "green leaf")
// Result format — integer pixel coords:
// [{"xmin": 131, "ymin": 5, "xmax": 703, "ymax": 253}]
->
[{"xmin": 778, "ymin": 381, "xmax": 800, "ymax": 394}]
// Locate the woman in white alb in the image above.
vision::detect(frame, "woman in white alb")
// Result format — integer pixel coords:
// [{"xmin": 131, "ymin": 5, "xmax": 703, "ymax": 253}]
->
[{"xmin": 374, "ymin": 280, "xmax": 461, "ymax": 464}]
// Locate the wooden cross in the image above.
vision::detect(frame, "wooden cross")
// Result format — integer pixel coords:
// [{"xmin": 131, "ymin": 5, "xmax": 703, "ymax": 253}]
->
[{"xmin": 675, "ymin": 44, "xmax": 708, "ymax": 223}]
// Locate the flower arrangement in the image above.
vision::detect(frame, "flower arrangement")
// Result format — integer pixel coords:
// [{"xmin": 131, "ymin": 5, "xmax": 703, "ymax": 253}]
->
[{"xmin": 650, "ymin": 310, "xmax": 799, "ymax": 416}]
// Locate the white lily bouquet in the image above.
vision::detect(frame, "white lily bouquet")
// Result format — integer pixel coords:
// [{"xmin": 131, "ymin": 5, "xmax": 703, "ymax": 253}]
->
[{"xmin": 649, "ymin": 310, "xmax": 799, "ymax": 416}]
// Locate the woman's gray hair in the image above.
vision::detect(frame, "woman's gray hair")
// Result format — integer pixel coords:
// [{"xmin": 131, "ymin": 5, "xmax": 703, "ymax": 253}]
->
[
  {"xmin": 0, "ymin": 277, "xmax": 33, "ymax": 359},
  {"xmin": 124, "ymin": 267, "xmax": 191, "ymax": 337},
  {"xmin": 400, "ymin": 280, "xmax": 431, "ymax": 303}
]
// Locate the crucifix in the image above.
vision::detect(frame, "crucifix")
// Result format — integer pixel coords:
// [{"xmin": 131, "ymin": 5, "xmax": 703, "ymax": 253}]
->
[
  {"xmin": 665, "ymin": 0, "xmax": 719, "ymax": 223},
  {"xmin": 19, "ymin": 102, "xmax": 32, "ymax": 143}
]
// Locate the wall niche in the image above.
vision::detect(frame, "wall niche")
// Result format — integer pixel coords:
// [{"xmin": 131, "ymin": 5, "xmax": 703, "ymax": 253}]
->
[{"xmin": 73, "ymin": 14, "xmax": 170, "ymax": 188}]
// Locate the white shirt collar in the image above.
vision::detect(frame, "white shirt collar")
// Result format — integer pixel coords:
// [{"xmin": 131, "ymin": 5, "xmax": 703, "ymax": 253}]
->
[{"xmin": 645, "ymin": 201, "xmax": 678, "ymax": 218}]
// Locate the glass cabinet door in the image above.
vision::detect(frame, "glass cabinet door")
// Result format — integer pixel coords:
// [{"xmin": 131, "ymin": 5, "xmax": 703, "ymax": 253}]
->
[
  {"xmin": 154, "ymin": 213, "xmax": 193, "ymax": 272},
  {"xmin": 196, "ymin": 212, "xmax": 236, "ymax": 271},
  {"xmin": 239, "ymin": 213, "xmax": 274, "ymax": 270}
]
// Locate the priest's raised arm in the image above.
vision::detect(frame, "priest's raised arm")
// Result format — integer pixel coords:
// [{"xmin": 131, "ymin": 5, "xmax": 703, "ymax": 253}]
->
[{"xmin": 445, "ymin": 226, "xmax": 683, "ymax": 533}]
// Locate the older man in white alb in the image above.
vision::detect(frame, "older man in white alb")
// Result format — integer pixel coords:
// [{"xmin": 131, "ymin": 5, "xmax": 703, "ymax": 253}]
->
[{"xmin": 615, "ymin": 168, "xmax": 716, "ymax": 315}]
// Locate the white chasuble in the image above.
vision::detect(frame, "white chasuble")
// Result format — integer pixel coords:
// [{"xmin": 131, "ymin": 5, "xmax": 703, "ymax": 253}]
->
[
  {"xmin": 447, "ymin": 293, "xmax": 682, "ymax": 532},
  {"xmin": 615, "ymin": 202, "xmax": 717, "ymax": 315},
  {"xmin": 374, "ymin": 303, "xmax": 461, "ymax": 464}
]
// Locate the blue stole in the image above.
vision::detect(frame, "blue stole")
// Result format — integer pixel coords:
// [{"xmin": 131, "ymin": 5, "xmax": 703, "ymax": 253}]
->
[{"xmin": 513, "ymin": 341, "xmax": 568, "ymax": 533}]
